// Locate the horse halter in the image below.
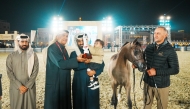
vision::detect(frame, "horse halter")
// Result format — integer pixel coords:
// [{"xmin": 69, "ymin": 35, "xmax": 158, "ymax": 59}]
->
[
  {"xmin": 132, "ymin": 58, "xmax": 143, "ymax": 68},
  {"xmin": 130, "ymin": 42, "xmax": 144, "ymax": 67}
]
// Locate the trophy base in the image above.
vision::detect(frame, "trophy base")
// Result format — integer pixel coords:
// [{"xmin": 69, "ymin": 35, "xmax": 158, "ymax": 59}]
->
[{"xmin": 82, "ymin": 53, "xmax": 92, "ymax": 59}]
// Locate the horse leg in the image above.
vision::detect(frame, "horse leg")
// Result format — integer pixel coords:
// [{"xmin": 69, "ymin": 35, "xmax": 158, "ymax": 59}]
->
[
  {"xmin": 118, "ymin": 85, "xmax": 122, "ymax": 102},
  {"xmin": 111, "ymin": 83, "xmax": 118, "ymax": 109},
  {"xmin": 125, "ymin": 83, "xmax": 132, "ymax": 109}
]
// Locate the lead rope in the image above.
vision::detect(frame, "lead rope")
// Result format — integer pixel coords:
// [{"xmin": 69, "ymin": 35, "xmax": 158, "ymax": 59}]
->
[
  {"xmin": 133, "ymin": 68, "xmax": 138, "ymax": 109},
  {"xmin": 152, "ymin": 77, "xmax": 163, "ymax": 109}
]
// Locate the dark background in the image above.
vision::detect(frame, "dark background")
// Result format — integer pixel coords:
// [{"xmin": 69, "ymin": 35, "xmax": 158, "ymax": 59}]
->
[{"xmin": 0, "ymin": 0, "xmax": 189, "ymax": 32}]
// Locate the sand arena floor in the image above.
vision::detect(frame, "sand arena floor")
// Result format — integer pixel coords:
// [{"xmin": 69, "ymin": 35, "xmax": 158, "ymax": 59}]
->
[{"xmin": 0, "ymin": 51, "xmax": 190, "ymax": 109}]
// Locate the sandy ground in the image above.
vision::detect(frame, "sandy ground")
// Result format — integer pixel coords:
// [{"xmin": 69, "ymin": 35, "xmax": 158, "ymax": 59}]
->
[{"xmin": 0, "ymin": 51, "xmax": 190, "ymax": 109}]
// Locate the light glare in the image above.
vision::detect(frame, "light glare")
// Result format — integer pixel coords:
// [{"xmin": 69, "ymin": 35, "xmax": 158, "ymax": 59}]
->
[
  {"xmin": 102, "ymin": 16, "xmax": 112, "ymax": 32},
  {"xmin": 167, "ymin": 16, "xmax": 170, "ymax": 19},
  {"xmin": 160, "ymin": 16, "xmax": 164, "ymax": 19}
]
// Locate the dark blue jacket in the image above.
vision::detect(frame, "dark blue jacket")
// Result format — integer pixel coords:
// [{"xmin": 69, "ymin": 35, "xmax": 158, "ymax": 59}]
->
[{"xmin": 144, "ymin": 41, "xmax": 179, "ymax": 88}]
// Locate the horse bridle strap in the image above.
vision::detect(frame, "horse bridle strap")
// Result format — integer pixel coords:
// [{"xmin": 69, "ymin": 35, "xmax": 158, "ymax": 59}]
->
[{"xmin": 129, "ymin": 42, "xmax": 143, "ymax": 66}]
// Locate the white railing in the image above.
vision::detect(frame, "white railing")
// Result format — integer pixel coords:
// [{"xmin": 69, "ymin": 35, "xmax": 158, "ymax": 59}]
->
[
  {"xmin": 0, "ymin": 48, "xmax": 43, "ymax": 53},
  {"xmin": 0, "ymin": 48, "xmax": 14, "ymax": 53}
]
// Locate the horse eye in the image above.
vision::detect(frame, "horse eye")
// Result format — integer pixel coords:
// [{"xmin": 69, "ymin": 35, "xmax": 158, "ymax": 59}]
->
[{"xmin": 134, "ymin": 50, "xmax": 138, "ymax": 55}]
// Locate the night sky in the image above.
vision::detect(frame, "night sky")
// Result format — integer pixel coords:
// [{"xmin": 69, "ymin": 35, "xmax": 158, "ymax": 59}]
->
[{"xmin": 0, "ymin": 0, "xmax": 189, "ymax": 32}]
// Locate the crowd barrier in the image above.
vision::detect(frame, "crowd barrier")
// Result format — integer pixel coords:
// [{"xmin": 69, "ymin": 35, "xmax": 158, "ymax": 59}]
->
[
  {"xmin": 1, "ymin": 46, "xmax": 190, "ymax": 53},
  {"xmin": 174, "ymin": 45, "xmax": 190, "ymax": 51},
  {"xmin": 0, "ymin": 48, "xmax": 43, "ymax": 53},
  {"xmin": 0, "ymin": 48, "xmax": 14, "ymax": 53}
]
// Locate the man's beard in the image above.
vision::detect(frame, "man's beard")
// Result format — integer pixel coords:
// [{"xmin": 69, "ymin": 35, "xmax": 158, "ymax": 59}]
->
[
  {"xmin": 78, "ymin": 44, "xmax": 83, "ymax": 49},
  {"xmin": 19, "ymin": 45, "xmax": 29, "ymax": 50}
]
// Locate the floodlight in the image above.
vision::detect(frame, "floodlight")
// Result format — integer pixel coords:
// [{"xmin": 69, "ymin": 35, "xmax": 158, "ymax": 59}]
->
[
  {"xmin": 166, "ymin": 16, "xmax": 170, "ymax": 20},
  {"xmin": 160, "ymin": 16, "xmax": 164, "ymax": 19}
]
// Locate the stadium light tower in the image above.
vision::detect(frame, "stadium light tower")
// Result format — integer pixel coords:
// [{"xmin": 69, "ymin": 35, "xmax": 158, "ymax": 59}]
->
[
  {"xmin": 159, "ymin": 14, "xmax": 170, "ymax": 26},
  {"xmin": 101, "ymin": 16, "xmax": 113, "ymax": 49},
  {"xmin": 102, "ymin": 16, "xmax": 112, "ymax": 32},
  {"xmin": 51, "ymin": 16, "xmax": 63, "ymax": 33},
  {"xmin": 159, "ymin": 14, "xmax": 171, "ymax": 42},
  {"xmin": 48, "ymin": 16, "xmax": 64, "ymax": 44}
]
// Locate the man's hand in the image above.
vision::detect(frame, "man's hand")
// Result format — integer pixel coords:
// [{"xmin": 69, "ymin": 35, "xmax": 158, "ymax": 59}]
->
[
  {"xmin": 19, "ymin": 86, "xmax": 28, "ymax": 94},
  {"xmin": 147, "ymin": 68, "xmax": 156, "ymax": 76},
  {"xmin": 87, "ymin": 70, "xmax": 96, "ymax": 76},
  {"xmin": 77, "ymin": 54, "xmax": 87, "ymax": 62},
  {"xmin": 84, "ymin": 59, "xmax": 91, "ymax": 64}
]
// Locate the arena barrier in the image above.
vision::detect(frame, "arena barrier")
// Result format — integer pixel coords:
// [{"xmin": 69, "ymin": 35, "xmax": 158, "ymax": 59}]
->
[
  {"xmin": 0, "ymin": 48, "xmax": 14, "ymax": 53},
  {"xmin": 0, "ymin": 48, "xmax": 43, "ymax": 53}
]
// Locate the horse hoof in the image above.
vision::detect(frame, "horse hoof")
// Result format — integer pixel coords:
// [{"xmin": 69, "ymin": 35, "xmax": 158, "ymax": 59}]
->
[
  {"xmin": 111, "ymin": 101, "xmax": 114, "ymax": 105},
  {"xmin": 111, "ymin": 100, "xmax": 117, "ymax": 105},
  {"xmin": 117, "ymin": 94, "xmax": 121, "ymax": 102},
  {"xmin": 128, "ymin": 102, "xmax": 132, "ymax": 109}
]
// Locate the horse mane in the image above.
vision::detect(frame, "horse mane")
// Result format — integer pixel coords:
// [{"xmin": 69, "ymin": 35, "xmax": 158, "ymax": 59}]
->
[
  {"xmin": 122, "ymin": 42, "xmax": 129, "ymax": 48},
  {"xmin": 119, "ymin": 39, "xmax": 142, "ymax": 49},
  {"xmin": 111, "ymin": 54, "xmax": 118, "ymax": 60},
  {"xmin": 123, "ymin": 40, "xmax": 142, "ymax": 47},
  {"xmin": 117, "ymin": 41, "xmax": 142, "ymax": 53}
]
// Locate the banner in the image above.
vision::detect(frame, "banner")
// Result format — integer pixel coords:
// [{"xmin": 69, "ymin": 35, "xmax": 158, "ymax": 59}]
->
[
  {"xmin": 30, "ymin": 30, "xmax": 36, "ymax": 44},
  {"xmin": 67, "ymin": 26, "xmax": 97, "ymax": 46}
]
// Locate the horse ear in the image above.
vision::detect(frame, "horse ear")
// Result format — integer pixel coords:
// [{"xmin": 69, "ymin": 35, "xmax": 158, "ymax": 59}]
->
[
  {"xmin": 131, "ymin": 38, "xmax": 138, "ymax": 46},
  {"xmin": 133, "ymin": 38, "xmax": 138, "ymax": 44}
]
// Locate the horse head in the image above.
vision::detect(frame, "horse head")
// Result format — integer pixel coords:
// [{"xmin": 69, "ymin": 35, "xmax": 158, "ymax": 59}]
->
[{"xmin": 129, "ymin": 38, "xmax": 146, "ymax": 72}]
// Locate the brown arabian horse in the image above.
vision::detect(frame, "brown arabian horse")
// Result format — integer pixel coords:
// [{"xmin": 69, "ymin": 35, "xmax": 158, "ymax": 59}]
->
[{"xmin": 108, "ymin": 38, "xmax": 146, "ymax": 109}]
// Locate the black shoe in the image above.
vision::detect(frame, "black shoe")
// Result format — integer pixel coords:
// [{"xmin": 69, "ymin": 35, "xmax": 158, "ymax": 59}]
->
[
  {"xmin": 94, "ymin": 76, "xmax": 98, "ymax": 81},
  {"xmin": 90, "ymin": 81, "xmax": 99, "ymax": 90}
]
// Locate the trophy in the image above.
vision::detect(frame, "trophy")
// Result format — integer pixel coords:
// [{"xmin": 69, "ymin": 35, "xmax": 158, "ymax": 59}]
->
[{"xmin": 82, "ymin": 34, "xmax": 92, "ymax": 59}]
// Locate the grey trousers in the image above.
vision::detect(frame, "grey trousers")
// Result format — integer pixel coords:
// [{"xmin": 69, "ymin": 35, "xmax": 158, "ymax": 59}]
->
[
  {"xmin": 0, "ymin": 100, "xmax": 1, "ymax": 109},
  {"xmin": 143, "ymin": 82, "xmax": 169, "ymax": 109}
]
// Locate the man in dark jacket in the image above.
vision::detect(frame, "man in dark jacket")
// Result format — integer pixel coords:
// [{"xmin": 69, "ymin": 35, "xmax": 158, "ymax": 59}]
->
[{"xmin": 143, "ymin": 26, "xmax": 179, "ymax": 109}]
